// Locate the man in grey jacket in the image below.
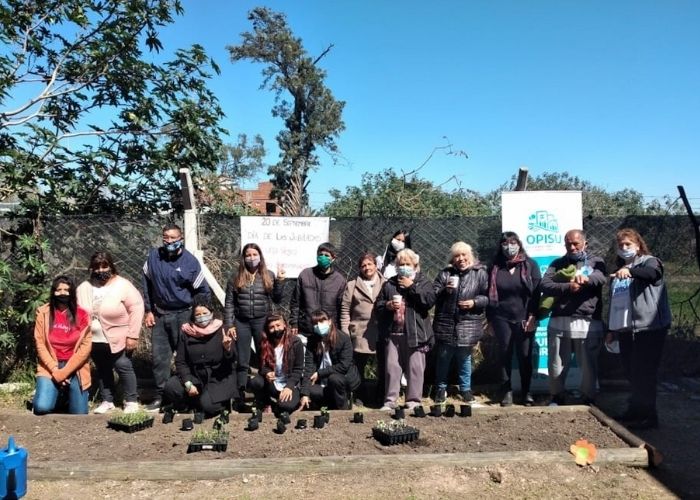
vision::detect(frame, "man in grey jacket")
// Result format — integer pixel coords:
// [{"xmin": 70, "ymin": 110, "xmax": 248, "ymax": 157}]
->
[{"xmin": 541, "ymin": 229, "xmax": 607, "ymax": 405}]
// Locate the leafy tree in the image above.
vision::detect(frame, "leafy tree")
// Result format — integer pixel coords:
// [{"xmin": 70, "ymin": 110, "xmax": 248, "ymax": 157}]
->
[
  {"xmin": 323, "ymin": 168, "xmax": 495, "ymax": 217},
  {"xmin": 0, "ymin": 0, "xmax": 226, "ymax": 377},
  {"xmin": 0, "ymin": 0, "xmax": 226, "ymax": 216},
  {"xmin": 196, "ymin": 133, "xmax": 267, "ymax": 215},
  {"xmin": 227, "ymin": 7, "xmax": 345, "ymax": 216},
  {"xmin": 493, "ymin": 172, "xmax": 683, "ymax": 216}
]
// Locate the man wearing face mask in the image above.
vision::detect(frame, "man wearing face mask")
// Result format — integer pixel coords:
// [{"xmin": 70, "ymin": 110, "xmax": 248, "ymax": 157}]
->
[
  {"xmin": 289, "ymin": 242, "xmax": 347, "ymax": 343},
  {"xmin": 541, "ymin": 229, "xmax": 607, "ymax": 406},
  {"xmin": 142, "ymin": 223, "xmax": 210, "ymax": 412}
]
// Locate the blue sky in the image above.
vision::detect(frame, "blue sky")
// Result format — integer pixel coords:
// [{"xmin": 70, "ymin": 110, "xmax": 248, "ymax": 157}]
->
[{"xmin": 157, "ymin": 0, "xmax": 700, "ymax": 210}]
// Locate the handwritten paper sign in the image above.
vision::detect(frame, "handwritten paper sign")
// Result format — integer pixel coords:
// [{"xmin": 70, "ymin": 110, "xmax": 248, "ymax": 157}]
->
[{"xmin": 240, "ymin": 216, "xmax": 330, "ymax": 278}]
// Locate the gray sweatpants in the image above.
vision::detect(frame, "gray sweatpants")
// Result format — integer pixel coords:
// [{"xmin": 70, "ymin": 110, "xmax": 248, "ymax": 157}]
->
[
  {"xmin": 547, "ymin": 332, "xmax": 602, "ymax": 400},
  {"xmin": 385, "ymin": 334, "xmax": 426, "ymax": 407}
]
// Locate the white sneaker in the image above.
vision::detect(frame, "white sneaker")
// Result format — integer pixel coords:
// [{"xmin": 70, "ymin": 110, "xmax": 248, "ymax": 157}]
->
[
  {"xmin": 123, "ymin": 402, "xmax": 140, "ymax": 414},
  {"xmin": 93, "ymin": 401, "xmax": 115, "ymax": 414},
  {"xmin": 379, "ymin": 405, "xmax": 394, "ymax": 411}
]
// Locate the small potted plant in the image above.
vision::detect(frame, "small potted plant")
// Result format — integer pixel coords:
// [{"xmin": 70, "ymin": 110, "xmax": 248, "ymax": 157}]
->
[
  {"xmin": 213, "ymin": 410, "xmax": 230, "ymax": 430},
  {"xmin": 352, "ymin": 410, "xmax": 364, "ymax": 424},
  {"xmin": 162, "ymin": 406, "xmax": 176, "ymax": 424},
  {"xmin": 107, "ymin": 410, "xmax": 154, "ymax": 433},
  {"xmin": 430, "ymin": 403, "xmax": 442, "ymax": 417},
  {"xmin": 413, "ymin": 406, "xmax": 426, "ymax": 418},
  {"xmin": 295, "ymin": 418, "xmax": 308, "ymax": 430},
  {"xmin": 459, "ymin": 404, "xmax": 472, "ymax": 417},
  {"xmin": 278, "ymin": 411, "xmax": 291, "ymax": 425},
  {"xmin": 313, "ymin": 414, "xmax": 325, "ymax": 429},
  {"xmin": 320, "ymin": 406, "xmax": 330, "ymax": 423},
  {"xmin": 444, "ymin": 404, "xmax": 456, "ymax": 418},
  {"xmin": 251, "ymin": 406, "xmax": 263, "ymax": 422},
  {"xmin": 246, "ymin": 416, "xmax": 259, "ymax": 431},
  {"xmin": 393, "ymin": 407, "xmax": 405, "ymax": 419},
  {"xmin": 371, "ymin": 419, "xmax": 420, "ymax": 446},
  {"xmin": 187, "ymin": 428, "xmax": 229, "ymax": 453},
  {"xmin": 275, "ymin": 418, "xmax": 287, "ymax": 434}
]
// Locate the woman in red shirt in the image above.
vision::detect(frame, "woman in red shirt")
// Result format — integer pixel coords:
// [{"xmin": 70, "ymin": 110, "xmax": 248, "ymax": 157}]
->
[{"xmin": 33, "ymin": 275, "xmax": 92, "ymax": 414}]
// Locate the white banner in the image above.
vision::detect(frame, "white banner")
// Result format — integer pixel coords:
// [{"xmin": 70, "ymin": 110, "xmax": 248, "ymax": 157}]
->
[
  {"xmin": 501, "ymin": 191, "xmax": 582, "ymax": 391},
  {"xmin": 240, "ymin": 216, "xmax": 330, "ymax": 279}
]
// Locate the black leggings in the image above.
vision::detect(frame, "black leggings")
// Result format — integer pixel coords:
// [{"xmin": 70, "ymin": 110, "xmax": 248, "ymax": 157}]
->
[
  {"xmin": 247, "ymin": 374, "xmax": 301, "ymax": 414},
  {"xmin": 491, "ymin": 317, "xmax": 534, "ymax": 394},
  {"xmin": 163, "ymin": 375, "xmax": 228, "ymax": 416}
]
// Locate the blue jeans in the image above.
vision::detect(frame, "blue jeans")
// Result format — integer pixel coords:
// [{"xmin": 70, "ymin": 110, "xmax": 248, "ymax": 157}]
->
[
  {"xmin": 434, "ymin": 343, "xmax": 472, "ymax": 392},
  {"xmin": 33, "ymin": 361, "xmax": 88, "ymax": 414},
  {"xmin": 152, "ymin": 309, "xmax": 191, "ymax": 397}
]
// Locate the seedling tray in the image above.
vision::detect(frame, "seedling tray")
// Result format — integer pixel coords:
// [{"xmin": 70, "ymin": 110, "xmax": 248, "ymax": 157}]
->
[
  {"xmin": 372, "ymin": 426, "xmax": 420, "ymax": 446},
  {"xmin": 107, "ymin": 417, "xmax": 155, "ymax": 433},
  {"xmin": 187, "ymin": 433, "xmax": 229, "ymax": 453}
]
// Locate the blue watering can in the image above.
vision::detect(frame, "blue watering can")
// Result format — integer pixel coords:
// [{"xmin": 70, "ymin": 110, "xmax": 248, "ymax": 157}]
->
[{"xmin": 0, "ymin": 436, "xmax": 27, "ymax": 499}]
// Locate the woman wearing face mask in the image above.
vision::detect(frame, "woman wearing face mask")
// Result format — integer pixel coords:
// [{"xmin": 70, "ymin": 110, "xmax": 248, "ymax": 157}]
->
[
  {"xmin": 340, "ymin": 252, "xmax": 386, "ymax": 406},
  {"xmin": 432, "ymin": 242, "xmax": 489, "ymax": 405},
  {"xmin": 487, "ymin": 233, "xmax": 541, "ymax": 406},
  {"xmin": 163, "ymin": 298, "xmax": 236, "ymax": 417},
  {"xmin": 248, "ymin": 314, "xmax": 304, "ymax": 414},
  {"xmin": 607, "ymin": 228, "xmax": 671, "ymax": 430},
  {"xmin": 301, "ymin": 310, "xmax": 361, "ymax": 410},
  {"xmin": 378, "ymin": 230, "xmax": 412, "ymax": 279},
  {"xmin": 375, "ymin": 249, "xmax": 436, "ymax": 410},
  {"xmin": 77, "ymin": 252, "xmax": 144, "ymax": 414},
  {"xmin": 33, "ymin": 276, "xmax": 92, "ymax": 415},
  {"xmin": 224, "ymin": 243, "xmax": 284, "ymax": 409}
]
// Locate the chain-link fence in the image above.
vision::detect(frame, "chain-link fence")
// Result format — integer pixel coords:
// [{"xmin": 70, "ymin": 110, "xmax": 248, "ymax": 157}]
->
[
  {"xmin": 2, "ymin": 213, "xmax": 699, "ymax": 383},
  {"xmin": 3, "ymin": 213, "xmax": 698, "ymax": 331}
]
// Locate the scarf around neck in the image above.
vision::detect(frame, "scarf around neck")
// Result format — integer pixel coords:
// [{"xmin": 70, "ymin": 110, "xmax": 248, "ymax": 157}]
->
[{"xmin": 182, "ymin": 318, "xmax": 223, "ymax": 338}]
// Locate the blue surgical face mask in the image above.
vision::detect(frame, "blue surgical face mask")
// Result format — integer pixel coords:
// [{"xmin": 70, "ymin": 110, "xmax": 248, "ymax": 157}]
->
[
  {"xmin": 617, "ymin": 247, "xmax": 636, "ymax": 260},
  {"xmin": 314, "ymin": 322, "xmax": 330, "ymax": 336},
  {"xmin": 397, "ymin": 265, "xmax": 416, "ymax": 278},
  {"xmin": 163, "ymin": 239, "xmax": 183, "ymax": 254}
]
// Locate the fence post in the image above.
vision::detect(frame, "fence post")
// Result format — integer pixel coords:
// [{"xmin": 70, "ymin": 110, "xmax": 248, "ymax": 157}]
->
[{"xmin": 179, "ymin": 168, "xmax": 226, "ymax": 305}]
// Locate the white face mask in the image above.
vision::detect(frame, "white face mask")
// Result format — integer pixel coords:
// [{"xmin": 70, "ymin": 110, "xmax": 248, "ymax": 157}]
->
[{"xmin": 391, "ymin": 238, "xmax": 405, "ymax": 252}]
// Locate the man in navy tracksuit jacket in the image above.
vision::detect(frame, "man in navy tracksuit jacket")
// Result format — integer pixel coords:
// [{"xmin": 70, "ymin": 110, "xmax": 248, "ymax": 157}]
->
[{"xmin": 142, "ymin": 223, "xmax": 210, "ymax": 410}]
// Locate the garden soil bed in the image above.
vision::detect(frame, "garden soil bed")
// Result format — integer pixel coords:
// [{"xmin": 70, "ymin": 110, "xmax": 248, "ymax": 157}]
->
[{"xmin": 0, "ymin": 407, "xmax": 627, "ymax": 462}]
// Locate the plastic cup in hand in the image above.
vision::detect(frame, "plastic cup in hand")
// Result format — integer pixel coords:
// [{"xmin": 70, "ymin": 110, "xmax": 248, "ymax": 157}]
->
[
  {"xmin": 392, "ymin": 294, "xmax": 402, "ymax": 307},
  {"xmin": 448, "ymin": 276, "xmax": 459, "ymax": 289}
]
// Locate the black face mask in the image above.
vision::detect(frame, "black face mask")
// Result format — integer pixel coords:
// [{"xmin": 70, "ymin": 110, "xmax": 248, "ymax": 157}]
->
[
  {"xmin": 92, "ymin": 271, "xmax": 111, "ymax": 282},
  {"xmin": 53, "ymin": 294, "xmax": 71, "ymax": 305},
  {"xmin": 268, "ymin": 329, "xmax": 285, "ymax": 341}
]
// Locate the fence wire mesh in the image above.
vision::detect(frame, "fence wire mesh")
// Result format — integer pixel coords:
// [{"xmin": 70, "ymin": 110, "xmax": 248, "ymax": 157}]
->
[{"xmin": 2, "ymin": 214, "xmax": 699, "ymax": 336}]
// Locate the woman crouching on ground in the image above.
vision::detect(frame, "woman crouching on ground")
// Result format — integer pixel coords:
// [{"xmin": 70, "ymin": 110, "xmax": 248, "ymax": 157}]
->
[
  {"xmin": 248, "ymin": 313, "xmax": 304, "ymax": 414},
  {"xmin": 301, "ymin": 309, "xmax": 361, "ymax": 410},
  {"xmin": 163, "ymin": 298, "xmax": 236, "ymax": 417}
]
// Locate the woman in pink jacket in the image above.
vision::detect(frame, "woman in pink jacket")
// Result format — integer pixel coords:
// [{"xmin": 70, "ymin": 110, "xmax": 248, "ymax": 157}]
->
[{"xmin": 77, "ymin": 252, "xmax": 144, "ymax": 414}]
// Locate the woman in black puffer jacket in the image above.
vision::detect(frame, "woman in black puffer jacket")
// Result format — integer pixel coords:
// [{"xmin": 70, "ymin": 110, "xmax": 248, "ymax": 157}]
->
[
  {"xmin": 432, "ymin": 241, "xmax": 488, "ymax": 404},
  {"xmin": 224, "ymin": 243, "xmax": 284, "ymax": 406}
]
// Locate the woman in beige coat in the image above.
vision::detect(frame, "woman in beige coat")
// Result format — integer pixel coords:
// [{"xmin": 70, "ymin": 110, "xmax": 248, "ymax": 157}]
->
[{"xmin": 340, "ymin": 251, "xmax": 386, "ymax": 406}]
